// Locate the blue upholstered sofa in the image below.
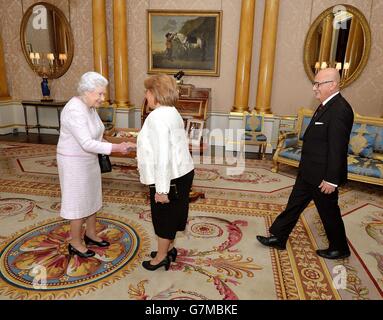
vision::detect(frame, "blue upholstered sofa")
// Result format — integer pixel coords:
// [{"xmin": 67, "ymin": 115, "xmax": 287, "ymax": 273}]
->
[{"xmin": 272, "ymin": 108, "xmax": 383, "ymax": 186}]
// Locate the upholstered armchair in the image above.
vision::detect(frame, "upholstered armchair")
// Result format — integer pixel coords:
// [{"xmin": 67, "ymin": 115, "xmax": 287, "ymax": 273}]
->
[
  {"xmin": 97, "ymin": 105, "xmax": 116, "ymax": 131},
  {"xmin": 242, "ymin": 112, "xmax": 267, "ymax": 159}
]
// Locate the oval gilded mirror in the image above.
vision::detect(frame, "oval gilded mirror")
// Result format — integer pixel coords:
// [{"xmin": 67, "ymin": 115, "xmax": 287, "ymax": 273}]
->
[
  {"xmin": 304, "ymin": 4, "xmax": 371, "ymax": 88},
  {"xmin": 20, "ymin": 2, "xmax": 74, "ymax": 79}
]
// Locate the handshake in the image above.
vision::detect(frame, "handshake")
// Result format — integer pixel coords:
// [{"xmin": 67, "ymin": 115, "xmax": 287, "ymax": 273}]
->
[{"xmin": 112, "ymin": 141, "xmax": 136, "ymax": 155}]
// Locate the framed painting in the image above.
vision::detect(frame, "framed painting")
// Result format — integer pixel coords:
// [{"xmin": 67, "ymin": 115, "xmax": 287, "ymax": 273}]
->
[
  {"xmin": 186, "ymin": 119, "xmax": 204, "ymax": 145},
  {"xmin": 147, "ymin": 10, "xmax": 222, "ymax": 76}
]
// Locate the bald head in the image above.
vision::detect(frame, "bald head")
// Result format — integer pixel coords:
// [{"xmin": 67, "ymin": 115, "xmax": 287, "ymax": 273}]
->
[
  {"xmin": 317, "ymin": 68, "xmax": 340, "ymax": 88},
  {"xmin": 313, "ymin": 68, "xmax": 341, "ymax": 102}
]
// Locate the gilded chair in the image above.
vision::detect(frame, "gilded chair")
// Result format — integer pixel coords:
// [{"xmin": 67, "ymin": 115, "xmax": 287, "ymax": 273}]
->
[{"xmin": 242, "ymin": 111, "xmax": 267, "ymax": 159}]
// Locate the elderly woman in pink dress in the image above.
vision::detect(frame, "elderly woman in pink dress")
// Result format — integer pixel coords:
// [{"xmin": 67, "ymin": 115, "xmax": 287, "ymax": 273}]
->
[{"xmin": 57, "ymin": 71, "xmax": 133, "ymax": 258}]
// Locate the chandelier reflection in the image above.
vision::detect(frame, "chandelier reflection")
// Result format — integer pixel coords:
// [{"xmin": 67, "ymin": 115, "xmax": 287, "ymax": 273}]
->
[
  {"xmin": 314, "ymin": 61, "xmax": 351, "ymax": 84},
  {"xmin": 29, "ymin": 52, "xmax": 67, "ymax": 78}
]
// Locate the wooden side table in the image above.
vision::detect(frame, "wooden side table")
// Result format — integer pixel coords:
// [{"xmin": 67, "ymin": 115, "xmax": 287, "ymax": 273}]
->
[{"xmin": 21, "ymin": 100, "xmax": 67, "ymax": 135}]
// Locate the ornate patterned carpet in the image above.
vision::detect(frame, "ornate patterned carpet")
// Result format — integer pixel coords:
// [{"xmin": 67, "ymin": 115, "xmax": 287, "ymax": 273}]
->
[{"xmin": 0, "ymin": 142, "xmax": 382, "ymax": 300}]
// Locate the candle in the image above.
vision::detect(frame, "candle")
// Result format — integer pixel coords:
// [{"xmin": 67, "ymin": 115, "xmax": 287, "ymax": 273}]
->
[
  {"xmin": 336, "ymin": 62, "xmax": 342, "ymax": 70},
  {"xmin": 343, "ymin": 62, "xmax": 350, "ymax": 70},
  {"xmin": 35, "ymin": 52, "xmax": 40, "ymax": 62},
  {"xmin": 320, "ymin": 62, "xmax": 327, "ymax": 69},
  {"xmin": 29, "ymin": 52, "xmax": 35, "ymax": 63},
  {"xmin": 59, "ymin": 53, "xmax": 67, "ymax": 64},
  {"xmin": 314, "ymin": 62, "xmax": 320, "ymax": 69},
  {"xmin": 47, "ymin": 53, "xmax": 55, "ymax": 65}
]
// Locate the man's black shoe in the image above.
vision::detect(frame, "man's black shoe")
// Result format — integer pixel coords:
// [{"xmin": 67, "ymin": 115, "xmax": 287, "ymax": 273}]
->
[
  {"xmin": 256, "ymin": 235, "xmax": 286, "ymax": 250},
  {"xmin": 316, "ymin": 248, "xmax": 351, "ymax": 260}
]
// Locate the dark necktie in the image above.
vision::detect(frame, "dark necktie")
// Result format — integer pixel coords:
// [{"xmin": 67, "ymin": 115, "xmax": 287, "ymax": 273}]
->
[{"xmin": 314, "ymin": 103, "xmax": 324, "ymax": 118}]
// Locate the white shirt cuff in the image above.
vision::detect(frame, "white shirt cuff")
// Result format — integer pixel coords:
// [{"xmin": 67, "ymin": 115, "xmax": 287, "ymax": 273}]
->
[{"xmin": 324, "ymin": 180, "xmax": 338, "ymax": 188}]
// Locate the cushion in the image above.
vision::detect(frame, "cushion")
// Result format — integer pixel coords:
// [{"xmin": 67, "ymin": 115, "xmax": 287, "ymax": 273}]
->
[
  {"xmin": 279, "ymin": 146, "xmax": 302, "ymax": 161},
  {"xmin": 244, "ymin": 132, "xmax": 267, "ymax": 142},
  {"xmin": 255, "ymin": 134, "xmax": 267, "ymax": 142},
  {"xmin": 244, "ymin": 114, "xmax": 263, "ymax": 132},
  {"xmin": 347, "ymin": 155, "xmax": 383, "ymax": 179},
  {"xmin": 352, "ymin": 123, "xmax": 383, "ymax": 153},
  {"xmin": 348, "ymin": 132, "xmax": 376, "ymax": 158},
  {"xmin": 283, "ymin": 135, "xmax": 298, "ymax": 148}
]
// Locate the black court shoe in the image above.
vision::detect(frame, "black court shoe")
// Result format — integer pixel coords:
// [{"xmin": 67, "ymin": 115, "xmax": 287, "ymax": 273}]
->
[
  {"xmin": 142, "ymin": 256, "xmax": 171, "ymax": 271},
  {"xmin": 150, "ymin": 247, "xmax": 177, "ymax": 262},
  {"xmin": 68, "ymin": 243, "xmax": 95, "ymax": 258},
  {"xmin": 84, "ymin": 234, "xmax": 110, "ymax": 247}
]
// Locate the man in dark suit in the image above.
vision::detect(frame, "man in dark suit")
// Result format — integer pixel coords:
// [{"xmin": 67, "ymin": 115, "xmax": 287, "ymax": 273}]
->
[{"xmin": 257, "ymin": 68, "xmax": 354, "ymax": 260}]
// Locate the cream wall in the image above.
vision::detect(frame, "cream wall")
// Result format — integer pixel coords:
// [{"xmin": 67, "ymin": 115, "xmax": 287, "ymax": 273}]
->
[
  {"xmin": 0, "ymin": 0, "xmax": 382, "ymax": 118},
  {"xmin": 272, "ymin": 0, "xmax": 383, "ymax": 117},
  {"xmin": 124, "ymin": 0, "xmax": 241, "ymax": 113},
  {"xmin": 0, "ymin": 0, "xmax": 93, "ymax": 101}
]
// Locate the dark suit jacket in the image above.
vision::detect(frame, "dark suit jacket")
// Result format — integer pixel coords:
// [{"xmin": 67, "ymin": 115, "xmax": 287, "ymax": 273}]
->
[{"xmin": 299, "ymin": 93, "xmax": 354, "ymax": 186}]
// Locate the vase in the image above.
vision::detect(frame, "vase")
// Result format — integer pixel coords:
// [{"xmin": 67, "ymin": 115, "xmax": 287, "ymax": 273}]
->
[{"xmin": 41, "ymin": 77, "xmax": 50, "ymax": 99}]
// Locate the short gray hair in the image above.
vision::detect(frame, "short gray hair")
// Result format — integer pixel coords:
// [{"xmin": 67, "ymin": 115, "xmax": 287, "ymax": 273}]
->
[{"xmin": 77, "ymin": 71, "xmax": 108, "ymax": 95}]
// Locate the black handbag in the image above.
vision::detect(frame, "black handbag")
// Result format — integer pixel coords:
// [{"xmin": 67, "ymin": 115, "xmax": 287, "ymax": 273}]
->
[
  {"xmin": 98, "ymin": 154, "xmax": 112, "ymax": 173},
  {"xmin": 149, "ymin": 184, "xmax": 179, "ymax": 201}
]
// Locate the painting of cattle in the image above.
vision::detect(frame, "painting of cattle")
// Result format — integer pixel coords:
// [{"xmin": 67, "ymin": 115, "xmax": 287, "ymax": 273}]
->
[{"xmin": 148, "ymin": 10, "xmax": 222, "ymax": 76}]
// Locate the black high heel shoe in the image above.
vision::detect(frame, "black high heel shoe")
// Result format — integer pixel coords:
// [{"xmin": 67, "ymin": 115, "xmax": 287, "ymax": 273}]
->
[
  {"xmin": 68, "ymin": 243, "xmax": 95, "ymax": 258},
  {"xmin": 142, "ymin": 256, "xmax": 171, "ymax": 271},
  {"xmin": 150, "ymin": 247, "xmax": 177, "ymax": 262},
  {"xmin": 84, "ymin": 234, "xmax": 110, "ymax": 247}
]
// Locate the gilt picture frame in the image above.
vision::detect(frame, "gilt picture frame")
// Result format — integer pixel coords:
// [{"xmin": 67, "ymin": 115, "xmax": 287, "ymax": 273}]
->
[
  {"xmin": 147, "ymin": 10, "xmax": 222, "ymax": 76},
  {"xmin": 186, "ymin": 119, "xmax": 204, "ymax": 145}
]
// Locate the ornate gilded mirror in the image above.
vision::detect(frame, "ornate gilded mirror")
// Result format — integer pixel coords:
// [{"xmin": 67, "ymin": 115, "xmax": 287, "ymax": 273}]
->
[
  {"xmin": 20, "ymin": 2, "xmax": 74, "ymax": 79},
  {"xmin": 304, "ymin": 4, "xmax": 371, "ymax": 88}
]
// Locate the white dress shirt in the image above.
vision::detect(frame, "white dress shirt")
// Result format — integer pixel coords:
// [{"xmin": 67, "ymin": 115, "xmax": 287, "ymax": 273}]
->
[
  {"xmin": 136, "ymin": 106, "xmax": 194, "ymax": 194},
  {"xmin": 322, "ymin": 91, "xmax": 339, "ymax": 106}
]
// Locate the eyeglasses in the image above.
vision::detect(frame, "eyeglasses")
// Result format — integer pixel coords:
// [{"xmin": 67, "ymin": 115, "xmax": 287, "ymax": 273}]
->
[{"xmin": 312, "ymin": 80, "xmax": 333, "ymax": 89}]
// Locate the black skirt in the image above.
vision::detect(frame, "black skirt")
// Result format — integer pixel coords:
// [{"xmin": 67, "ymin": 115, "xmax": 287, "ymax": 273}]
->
[{"xmin": 149, "ymin": 170, "xmax": 194, "ymax": 240}]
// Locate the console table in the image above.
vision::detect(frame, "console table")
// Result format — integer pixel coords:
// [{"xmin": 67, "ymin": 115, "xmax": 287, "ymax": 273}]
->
[{"xmin": 21, "ymin": 100, "xmax": 67, "ymax": 135}]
